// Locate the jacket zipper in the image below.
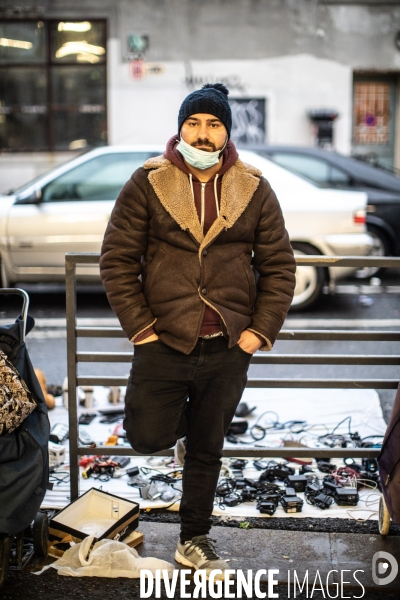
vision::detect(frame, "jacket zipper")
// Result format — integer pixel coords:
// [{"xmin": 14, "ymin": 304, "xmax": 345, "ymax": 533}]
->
[
  {"xmin": 198, "ymin": 289, "xmax": 230, "ymax": 337},
  {"xmin": 200, "ymin": 183, "xmax": 206, "ymax": 232},
  {"xmin": 198, "ymin": 177, "xmax": 228, "ymax": 335}
]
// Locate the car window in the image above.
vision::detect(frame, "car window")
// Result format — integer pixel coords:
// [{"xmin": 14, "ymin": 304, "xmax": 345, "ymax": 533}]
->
[
  {"xmin": 41, "ymin": 152, "xmax": 157, "ymax": 202},
  {"xmin": 268, "ymin": 153, "xmax": 352, "ymax": 188}
]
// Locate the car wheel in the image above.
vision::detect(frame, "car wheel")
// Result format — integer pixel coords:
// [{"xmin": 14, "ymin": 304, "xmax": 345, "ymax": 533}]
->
[
  {"xmin": 290, "ymin": 243, "xmax": 327, "ymax": 311},
  {"xmin": 355, "ymin": 225, "xmax": 391, "ymax": 279}
]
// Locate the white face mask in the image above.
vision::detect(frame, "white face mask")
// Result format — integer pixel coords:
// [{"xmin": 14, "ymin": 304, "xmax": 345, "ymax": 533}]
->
[{"xmin": 176, "ymin": 137, "xmax": 224, "ymax": 170}]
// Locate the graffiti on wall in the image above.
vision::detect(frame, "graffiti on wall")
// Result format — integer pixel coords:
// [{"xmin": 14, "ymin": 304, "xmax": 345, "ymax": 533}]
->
[
  {"xmin": 229, "ymin": 98, "xmax": 266, "ymax": 145},
  {"xmin": 184, "ymin": 62, "xmax": 245, "ymax": 92}
]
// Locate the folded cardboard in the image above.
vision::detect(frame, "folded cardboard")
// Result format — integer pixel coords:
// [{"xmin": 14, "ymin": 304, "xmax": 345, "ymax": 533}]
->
[{"xmin": 49, "ymin": 488, "xmax": 139, "ymax": 542}]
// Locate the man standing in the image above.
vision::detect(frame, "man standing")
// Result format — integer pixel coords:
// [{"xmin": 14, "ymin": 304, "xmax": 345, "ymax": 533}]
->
[{"xmin": 100, "ymin": 83, "xmax": 296, "ymax": 577}]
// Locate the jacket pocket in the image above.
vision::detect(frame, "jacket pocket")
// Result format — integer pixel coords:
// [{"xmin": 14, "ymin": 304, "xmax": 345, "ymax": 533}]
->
[
  {"xmin": 235, "ymin": 343, "xmax": 253, "ymax": 357},
  {"xmin": 240, "ymin": 254, "xmax": 257, "ymax": 308},
  {"xmin": 143, "ymin": 249, "xmax": 166, "ymax": 296}
]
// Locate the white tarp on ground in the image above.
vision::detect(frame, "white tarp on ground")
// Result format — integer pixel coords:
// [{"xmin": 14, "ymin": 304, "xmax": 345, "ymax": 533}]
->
[
  {"xmin": 42, "ymin": 387, "xmax": 386, "ymax": 521},
  {"xmin": 35, "ymin": 535, "xmax": 174, "ymax": 578}
]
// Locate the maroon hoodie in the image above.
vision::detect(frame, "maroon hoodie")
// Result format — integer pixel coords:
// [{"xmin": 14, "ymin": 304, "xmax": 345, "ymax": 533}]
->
[{"xmin": 135, "ymin": 136, "xmax": 239, "ymax": 342}]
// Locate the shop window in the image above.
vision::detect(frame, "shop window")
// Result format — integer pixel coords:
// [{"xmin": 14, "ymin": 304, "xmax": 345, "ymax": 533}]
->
[
  {"xmin": 353, "ymin": 82, "xmax": 390, "ymax": 145},
  {"xmin": 0, "ymin": 20, "xmax": 107, "ymax": 152}
]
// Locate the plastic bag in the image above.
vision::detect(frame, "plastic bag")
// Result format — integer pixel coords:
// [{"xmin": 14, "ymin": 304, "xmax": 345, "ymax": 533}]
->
[{"xmin": 34, "ymin": 535, "xmax": 174, "ymax": 578}]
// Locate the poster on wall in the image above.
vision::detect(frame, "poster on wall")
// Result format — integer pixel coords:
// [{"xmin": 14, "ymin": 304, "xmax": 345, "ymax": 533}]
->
[{"xmin": 229, "ymin": 98, "xmax": 266, "ymax": 145}]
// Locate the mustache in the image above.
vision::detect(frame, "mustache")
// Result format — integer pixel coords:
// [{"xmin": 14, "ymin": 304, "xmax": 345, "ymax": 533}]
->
[{"xmin": 192, "ymin": 139, "xmax": 217, "ymax": 152}]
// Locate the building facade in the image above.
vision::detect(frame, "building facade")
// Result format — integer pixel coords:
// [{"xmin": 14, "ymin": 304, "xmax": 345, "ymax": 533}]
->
[{"xmin": 1, "ymin": 0, "xmax": 400, "ymax": 191}]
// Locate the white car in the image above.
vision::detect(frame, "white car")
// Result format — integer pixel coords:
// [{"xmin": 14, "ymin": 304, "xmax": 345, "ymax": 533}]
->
[{"xmin": 0, "ymin": 146, "xmax": 372, "ymax": 310}]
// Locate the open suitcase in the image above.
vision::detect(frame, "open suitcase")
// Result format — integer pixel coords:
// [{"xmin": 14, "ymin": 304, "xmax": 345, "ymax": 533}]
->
[{"xmin": 0, "ymin": 289, "xmax": 50, "ymax": 587}]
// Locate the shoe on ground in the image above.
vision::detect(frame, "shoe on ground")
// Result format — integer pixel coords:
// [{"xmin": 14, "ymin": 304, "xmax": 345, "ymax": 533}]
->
[
  {"xmin": 175, "ymin": 535, "xmax": 230, "ymax": 579},
  {"xmin": 174, "ymin": 437, "xmax": 186, "ymax": 467}
]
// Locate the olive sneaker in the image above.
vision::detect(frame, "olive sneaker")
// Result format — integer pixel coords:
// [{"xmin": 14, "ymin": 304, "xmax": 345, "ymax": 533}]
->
[{"xmin": 175, "ymin": 535, "xmax": 230, "ymax": 579}]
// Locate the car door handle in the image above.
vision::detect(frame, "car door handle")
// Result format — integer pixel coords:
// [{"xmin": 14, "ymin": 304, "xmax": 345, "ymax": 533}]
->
[{"xmin": 19, "ymin": 241, "xmax": 33, "ymax": 248}]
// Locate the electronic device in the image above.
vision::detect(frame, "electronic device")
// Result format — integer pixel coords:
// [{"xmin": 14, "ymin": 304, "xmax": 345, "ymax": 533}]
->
[
  {"xmin": 305, "ymin": 481, "xmax": 320, "ymax": 495},
  {"xmin": 253, "ymin": 459, "xmax": 270, "ymax": 471},
  {"xmin": 257, "ymin": 491, "xmax": 281, "ymax": 505},
  {"xmin": 223, "ymin": 494, "xmax": 242, "ymax": 507},
  {"xmin": 317, "ymin": 461, "xmax": 337, "ymax": 473},
  {"xmin": 78, "ymin": 413, "xmax": 97, "ymax": 425},
  {"xmin": 127, "ymin": 476, "xmax": 149, "ymax": 488},
  {"xmin": 235, "ymin": 402, "xmax": 256, "ymax": 418},
  {"xmin": 309, "ymin": 492, "xmax": 334, "ymax": 510},
  {"xmin": 244, "ymin": 478, "xmax": 258, "ymax": 488},
  {"xmin": 126, "ymin": 466, "xmax": 140, "ymax": 477},
  {"xmin": 230, "ymin": 459, "xmax": 248, "ymax": 470},
  {"xmin": 241, "ymin": 487, "xmax": 256, "ymax": 502},
  {"xmin": 111, "ymin": 456, "xmax": 131, "ymax": 468},
  {"xmin": 322, "ymin": 477, "xmax": 342, "ymax": 495},
  {"xmin": 257, "ymin": 481, "xmax": 280, "ymax": 493},
  {"xmin": 284, "ymin": 487, "xmax": 297, "ymax": 496},
  {"xmin": 362, "ymin": 458, "xmax": 378, "ymax": 473},
  {"xmin": 232, "ymin": 469, "xmax": 244, "ymax": 478},
  {"xmin": 50, "ymin": 423, "xmax": 69, "ymax": 443},
  {"xmin": 227, "ymin": 420, "xmax": 248, "ymax": 435},
  {"xmin": 280, "ymin": 495, "xmax": 304, "ymax": 513},
  {"xmin": 78, "ymin": 427, "xmax": 95, "ymax": 445},
  {"xmin": 234, "ymin": 477, "xmax": 246, "ymax": 489},
  {"xmin": 100, "ymin": 414, "xmax": 123, "ymax": 424},
  {"xmin": 300, "ymin": 465, "xmax": 314, "ymax": 474},
  {"xmin": 259, "ymin": 464, "xmax": 295, "ymax": 482},
  {"xmin": 216, "ymin": 479, "xmax": 235, "ymax": 497},
  {"xmin": 257, "ymin": 501, "xmax": 276, "ymax": 515},
  {"xmin": 334, "ymin": 487, "xmax": 359, "ymax": 506},
  {"xmin": 48, "ymin": 441, "xmax": 66, "ymax": 468},
  {"xmin": 286, "ymin": 474, "xmax": 308, "ymax": 492}
]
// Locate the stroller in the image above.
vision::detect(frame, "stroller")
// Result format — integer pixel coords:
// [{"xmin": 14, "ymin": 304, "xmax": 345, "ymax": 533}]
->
[{"xmin": 0, "ymin": 289, "xmax": 50, "ymax": 587}]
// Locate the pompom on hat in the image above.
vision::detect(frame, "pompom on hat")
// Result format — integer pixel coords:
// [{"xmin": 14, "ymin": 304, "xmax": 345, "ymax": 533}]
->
[{"xmin": 178, "ymin": 83, "xmax": 232, "ymax": 138}]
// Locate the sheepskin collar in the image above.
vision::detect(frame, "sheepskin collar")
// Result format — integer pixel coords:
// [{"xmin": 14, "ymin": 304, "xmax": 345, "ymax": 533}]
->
[{"xmin": 144, "ymin": 155, "xmax": 261, "ymax": 255}]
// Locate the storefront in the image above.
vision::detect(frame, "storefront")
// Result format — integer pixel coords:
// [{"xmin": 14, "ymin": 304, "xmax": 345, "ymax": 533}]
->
[{"xmin": 0, "ymin": 0, "xmax": 399, "ymax": 191}]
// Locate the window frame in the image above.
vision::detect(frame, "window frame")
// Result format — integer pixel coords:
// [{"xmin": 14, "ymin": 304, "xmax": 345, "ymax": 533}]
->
[
  {"xmin": 40, "ymin": 152, "xmax": 158, "ymax": 203},
  {"xmin": 265, "ymin": 151, "xmax": 354, "ymax": 189},
  {"xmin": 0, "ymin": 18, "xmax": 107, "ymax": 152}
]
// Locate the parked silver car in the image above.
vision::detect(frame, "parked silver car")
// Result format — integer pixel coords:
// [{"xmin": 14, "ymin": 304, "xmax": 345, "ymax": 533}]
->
[{"xmin": 0, "ymin": 146, "xmax": 373, "ymax": 310}]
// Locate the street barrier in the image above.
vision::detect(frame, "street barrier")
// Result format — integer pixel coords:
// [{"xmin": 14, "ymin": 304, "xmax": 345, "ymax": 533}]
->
[{"xmin": 65, "ymin": 253, "xmax": 400, "ymax": 499}]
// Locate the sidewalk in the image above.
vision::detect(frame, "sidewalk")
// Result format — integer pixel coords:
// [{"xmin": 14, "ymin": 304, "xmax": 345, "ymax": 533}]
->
[{"xmin": 2, "ymin": 521, "xmax": 399, "ymax": 599}]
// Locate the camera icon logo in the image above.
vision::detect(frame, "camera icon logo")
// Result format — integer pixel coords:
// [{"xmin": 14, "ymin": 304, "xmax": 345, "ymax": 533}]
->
[{"xmin": 372, "ymin": 551, "xmax": 398, "ymax": 586}]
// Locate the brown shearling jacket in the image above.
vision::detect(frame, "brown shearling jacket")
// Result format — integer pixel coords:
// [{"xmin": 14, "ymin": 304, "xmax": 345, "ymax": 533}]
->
[{"xmin": 100, "ymin": 154, "xmax": 296, "ymax": 355}]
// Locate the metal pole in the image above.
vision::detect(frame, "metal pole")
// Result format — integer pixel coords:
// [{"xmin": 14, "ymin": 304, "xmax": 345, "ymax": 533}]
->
[
  {"xmin": 64, "ymin": 253, "xmax": 400, "ymax": 489},
  {"xmin": 1, "ymin": 288, "xmax": 29, "ymax": 341},
  {"xmin": 65, "ymin": 255, "xmax": 79, "ymax": 500}
]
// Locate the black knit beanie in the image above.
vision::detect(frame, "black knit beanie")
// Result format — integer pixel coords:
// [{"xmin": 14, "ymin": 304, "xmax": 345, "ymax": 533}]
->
[{"xmin": 178, "ymin": 83, "xmax": 232, "ymax": 138}]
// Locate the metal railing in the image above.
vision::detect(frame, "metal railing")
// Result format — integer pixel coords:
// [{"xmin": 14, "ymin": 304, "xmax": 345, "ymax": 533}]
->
[{"xmin": 66, "ymin": 253, "xmax": 400, "ymax": 499}]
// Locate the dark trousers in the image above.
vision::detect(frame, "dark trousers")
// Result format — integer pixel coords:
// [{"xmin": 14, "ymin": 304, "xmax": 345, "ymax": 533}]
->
[{"xmin": 124, "ymin": 336, "xmax": 252, "ymax": 542}]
